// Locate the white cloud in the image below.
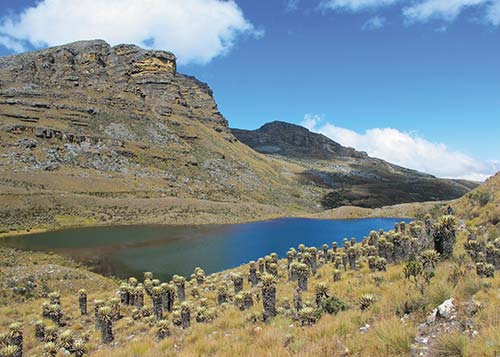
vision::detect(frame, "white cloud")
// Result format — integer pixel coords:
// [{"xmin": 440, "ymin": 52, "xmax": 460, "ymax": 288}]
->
[
  {"xmin": 486, "ymin": 0, "xmax": 500, "ymax": 25},
  {"xmin": 0, "ymin": 0, "xmax": 262, "ymax": 65},
  {"xmin": 320, "ymin": 0, "xmax": 400, "ymax": 12},
  {"xmin": 320, "ymin": 0, "xmax": 500, "ymax": 26},
  {"xmin": 287, "ymin": 0, "xmax": 301, "ymax": 11},
  {"xmin": 302, "ymin": 113, "xmax": 323, "ymax": 130},
  {"xmin": 0, "ymin": 35, "xmax": 25, "ymax": 52},
  {"xmin": 362, "ymin": 16, "xmax": 388, "ymax": 29},
  {"xmin": 301, "ymin": 114, "xmax": 499, "ymax": 181},
  {"xmin": 403, "ymin": 0, "xmax": 489, "ymax": 23}
]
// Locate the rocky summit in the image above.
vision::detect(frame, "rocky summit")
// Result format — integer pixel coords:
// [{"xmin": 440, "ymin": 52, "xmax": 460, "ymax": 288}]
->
[
  {"xmin": 232, "ymin": 121, "xmax": 365, "ymax": 160},
  {"xmin": 0, "ymin": 41, "xmax": 477, "ymax": 234}
]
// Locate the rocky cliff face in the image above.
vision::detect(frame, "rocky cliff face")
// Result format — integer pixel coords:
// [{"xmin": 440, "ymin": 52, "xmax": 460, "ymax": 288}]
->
[
  {"xmin": 0, "ymin": 40, "xmax": 239, "ymax": 175},
  {"xmin": 0, "ymin": 40, "xmax": 228, "ymax": 134}
]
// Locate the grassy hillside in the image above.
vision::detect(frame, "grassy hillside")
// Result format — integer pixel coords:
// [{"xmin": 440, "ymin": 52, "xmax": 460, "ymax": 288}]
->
[
  {"xmin": 309, "ymin": 201, "xmax": 449, "ymax": 221},
  {"xmin": 0, "ymin": 41, "xmax": 328, "ymax": 235}
]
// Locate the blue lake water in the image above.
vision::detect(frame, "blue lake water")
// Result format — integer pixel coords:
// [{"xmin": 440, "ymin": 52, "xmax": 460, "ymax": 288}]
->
[{"xmin": 0, "ymin": 218, "xmax": 408, "ymax": 280}]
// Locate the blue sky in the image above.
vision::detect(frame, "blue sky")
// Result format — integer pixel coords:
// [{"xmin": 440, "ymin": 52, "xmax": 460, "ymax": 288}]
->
[{"xmin": 0, "ymin": 0, "xmax": 498, "ymax": 180}]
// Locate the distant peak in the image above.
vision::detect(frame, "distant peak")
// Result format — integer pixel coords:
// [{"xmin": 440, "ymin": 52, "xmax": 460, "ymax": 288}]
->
[
  {"xmin": 259, "ymin": 121, "xmax": 309, "ymax": 131},
  {"xmin": 232, "ymin": 120, "xmax": 359, "ymax": 160},
  {"xmin": 257, "ymin": 121, "xmax": 314, "ymax": 136}
]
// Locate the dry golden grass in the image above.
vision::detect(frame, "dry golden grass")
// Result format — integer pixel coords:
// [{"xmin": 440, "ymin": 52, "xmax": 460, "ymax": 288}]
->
[{"xmin": 309, "ymin": 201, "xmax": 449, "ymax": 220}]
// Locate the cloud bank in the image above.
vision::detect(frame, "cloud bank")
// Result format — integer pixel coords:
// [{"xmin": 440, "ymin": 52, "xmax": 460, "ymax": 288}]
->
[
  {"xmin": 362, "ymin": 16, "xmax": 388, "ymax": 30},
  {"xmin": 0, "ymin": 0, "xmax": 262, "ymax": 64},
  {"xmin": 320, "ymin": 0, "xmax": 500, "ymax": 26},
  {"xmin": 301, "ymin": 114, "xmax": 499, "ymax": 181},
  {"xmin": 403, "ymin": 0, "xmax": 489, "ymax": 23},
  {"xmin": 320, "ymin": 0, "xmax": 400, "ymax": 12}
]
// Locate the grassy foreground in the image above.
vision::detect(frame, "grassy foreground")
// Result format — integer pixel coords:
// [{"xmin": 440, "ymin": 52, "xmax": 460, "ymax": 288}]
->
[{"xmin": 0, "ymin": 174, "xmax": 499, "ymax": 356}]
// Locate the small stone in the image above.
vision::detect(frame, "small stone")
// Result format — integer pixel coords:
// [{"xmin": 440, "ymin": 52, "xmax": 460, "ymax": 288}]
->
[
  {"xmin": 436, "ymin": 298, "xmax": 455, "ymax": 320},
  {"xmin": 359, "ymin": 324, "xmax": 370, "ymax": 333},
  {"xmin": 415, "ymin": 336, "xmax": 429, "ymax": 344}
]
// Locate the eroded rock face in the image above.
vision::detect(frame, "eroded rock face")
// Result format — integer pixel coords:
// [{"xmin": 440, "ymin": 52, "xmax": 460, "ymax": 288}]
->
[{"xmin": 0, "ymin": 39, "xmax": 228, "ymax": 132}]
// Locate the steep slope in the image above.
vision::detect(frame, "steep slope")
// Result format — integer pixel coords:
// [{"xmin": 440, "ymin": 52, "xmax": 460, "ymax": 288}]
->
[
  {"xmin": 232, "ymin": 121, "xmax": 477, "ymax": 208},
  {"xmin": 0, "ymin": 41, "xmax": 321, "ymax": 233}
]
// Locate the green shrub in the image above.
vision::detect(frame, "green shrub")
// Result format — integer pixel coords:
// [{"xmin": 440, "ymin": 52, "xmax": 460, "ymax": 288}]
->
[
  {"xmin": 320, "ymin": 295, "xmax": 348, "ymax": 315},
  {"xmin": 472, "ymin": 191, "xmax": 492, "ymax": 207},
  {"xmin": 487, "ymin": 226, "xmax": 499, "ymax": 240}
]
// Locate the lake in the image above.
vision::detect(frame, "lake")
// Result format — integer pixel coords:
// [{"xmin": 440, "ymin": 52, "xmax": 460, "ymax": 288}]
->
[{"xmin": 0, "ymin": 217, "xmax": 408, "ymax": 281}]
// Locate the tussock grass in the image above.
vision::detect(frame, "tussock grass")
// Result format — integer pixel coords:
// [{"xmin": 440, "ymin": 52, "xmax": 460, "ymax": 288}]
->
[
  {"xmin": 365, "ymin": 317, "xmax": 416, "ymax": 355},
  {"xmin": 432, "ymin": 332, "xmax": 469, "ymax": 357}
]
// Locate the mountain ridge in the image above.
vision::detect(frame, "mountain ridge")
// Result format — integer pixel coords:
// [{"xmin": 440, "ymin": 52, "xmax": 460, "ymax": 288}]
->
[{"xmin": 232, "ymin": 121, "xmax": 477, "ymax": 208}]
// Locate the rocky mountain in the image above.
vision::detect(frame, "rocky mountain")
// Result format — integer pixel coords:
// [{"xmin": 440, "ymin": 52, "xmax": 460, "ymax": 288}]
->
[
  {"xmin": 232, "ymin": 121, "xmax": 477, "ymax": 208},
  {"xmin": 0, "ymin": 40, "xmax": 477, "ymax": 234},
  {"xmin": 0, "ymin": 40, "xmax": 321, "ymax": 233},
  {"xmin": 0, "ymin": 40, "xmax": 229, "ymax": 133}
]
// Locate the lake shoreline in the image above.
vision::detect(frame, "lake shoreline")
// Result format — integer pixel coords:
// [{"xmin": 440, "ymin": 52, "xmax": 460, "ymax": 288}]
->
[
  {"xmin": 0, "ymin": 200, "xmax": 444, "ymax": 239},
  {"xmin": 0, "ymin": 211, "xmax": 412, "ymax": 240}
]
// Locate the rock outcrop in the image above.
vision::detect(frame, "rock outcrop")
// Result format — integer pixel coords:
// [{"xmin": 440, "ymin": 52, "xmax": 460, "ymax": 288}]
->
[
  {"xmin": 232, "ymin": 121, "xmax": 364, "ymax": 160},
  {"xmin": 0, "ymin": 40, "xmax": 228, "ymax": 133}
]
